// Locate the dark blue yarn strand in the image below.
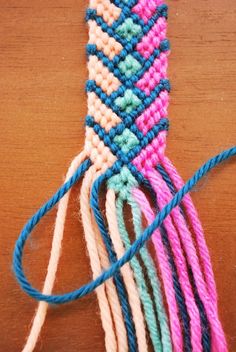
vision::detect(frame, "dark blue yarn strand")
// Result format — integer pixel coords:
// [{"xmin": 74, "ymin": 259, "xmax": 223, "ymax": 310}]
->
[
  {"xmin": 157, "ymin": 164, "xmax": 211, "ymax": 351},
  {"xmin": 13, "ymin": 146, "xmax": 236, "ymax": 304},
  {"xmin": 157, "ymin": 164, "xmax": 177, "ymax": 195},
  {"xmin": 160, "ymin": 226, "xmax": 192, "ymax": 352},
  {"xmin": 90, "ymin": 166, "xmax": 191, "ymax": 352},
  {"xmin": 144, "ymin": 166, "xmax": 192, "ymax": 351},
  {"xmin": 11, "ymin": 164, "xmax": 137, "ymax": 347},
  {"xmin": 188, "ymin": 267, "xmax": 211, "ymax": 352},
  {"xmin": 12, "ymin": 158, "xmax": 90, "ymax": 287},
  {"xmin": 89, "ymin": 173, "xmax": 137, "ymax": 352}
]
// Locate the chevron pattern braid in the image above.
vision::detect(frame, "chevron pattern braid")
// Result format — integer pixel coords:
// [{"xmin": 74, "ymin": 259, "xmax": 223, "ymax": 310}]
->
[
  {"xmin": 85, "ymin": 0, "xmax": 170, "ymax": 177},
  {"xmin": 14, "ymin": 1, "xmax": 228, "ymax": 351}
]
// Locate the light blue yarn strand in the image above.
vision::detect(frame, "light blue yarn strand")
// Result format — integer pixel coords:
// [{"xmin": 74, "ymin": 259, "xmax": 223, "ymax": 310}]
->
[
  {"xmin": 116, "ymin": 195, "xmax": 162, "ymax": 352},
  {"xmin": 13, "ymin": 146, "xmax": 236, "ymax": 303},
  {"xmin": 128, "ymin": 195, "xmax": 172, "ymax": 352}
]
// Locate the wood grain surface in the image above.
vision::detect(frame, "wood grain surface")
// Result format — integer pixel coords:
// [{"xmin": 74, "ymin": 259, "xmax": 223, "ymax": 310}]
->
[{"xmin": 0, "ymin": 0, "xmax": 235, "ymax": 351}]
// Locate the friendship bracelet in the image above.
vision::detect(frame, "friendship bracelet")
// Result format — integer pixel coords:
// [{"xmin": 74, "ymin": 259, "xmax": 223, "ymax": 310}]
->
[{"xmin": 12, "ymin": 1, "xmax": 235, "ymax": 351}]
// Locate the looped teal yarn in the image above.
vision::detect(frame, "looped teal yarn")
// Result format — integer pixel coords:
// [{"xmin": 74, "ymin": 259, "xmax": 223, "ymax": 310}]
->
[{"xmin": 13, "ymin": 146, "xmax": 236, "ymax": 305}]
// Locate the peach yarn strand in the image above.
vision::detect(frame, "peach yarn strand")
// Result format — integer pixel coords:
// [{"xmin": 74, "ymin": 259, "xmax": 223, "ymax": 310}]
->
[
  {"xmin": 80, "ymin": 166, "xmax": 119, "ymax": 351},
  {"xmin": 92, "ymin": 218, "xmax": 129, "ymax": 352},
  {"xmin": 22, "ymin": 151, "xmax": 86, "ymax": 352},
  {"xmin": 89, "ymin": 176, "xmax": 128, "ymax": 351},
  {"xmin": 106, "ymin": 188, "xmax": 148, "ymax": 352}
]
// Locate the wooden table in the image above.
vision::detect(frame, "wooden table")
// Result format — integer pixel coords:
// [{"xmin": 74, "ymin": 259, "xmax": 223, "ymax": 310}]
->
[{"xmin": 0, "ymin": 0, "xmax": 235, "ymax": 351}]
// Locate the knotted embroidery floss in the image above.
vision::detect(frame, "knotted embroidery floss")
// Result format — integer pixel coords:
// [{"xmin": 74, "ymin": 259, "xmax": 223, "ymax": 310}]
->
[{"xmin": 12, "ymin": 0, "xmax": 236, "ymax": 351}]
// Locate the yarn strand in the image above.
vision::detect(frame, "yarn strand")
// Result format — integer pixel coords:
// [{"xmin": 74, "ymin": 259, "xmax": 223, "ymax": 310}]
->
[
  {"xmin": 13, "ymin": 146, "xmax": 236, "ymax": 305},
  {"xmin": 80, "ymin": 166, "xmax": 120, "ymax": 352},
  {"xmin": 160, "ymin": 156, "xmax": 218, "ymax": 306},
  {"xmin": 106, "ymin": 188, "xmax": 148, "ymax": 352},
  {"xmin": 128, "ymin": 195, "xmax": 172, "ymax": 352},
  {"xmin": 155, "ymin": 162, "xmax": 226, "ymax": 351},
  {"xmin": 116, "ymin": 194, "xmax": 163, "ymax": 352},
  {"xmin": 21, "ymin": 153, "xmax": 89, "ymax": 352}
]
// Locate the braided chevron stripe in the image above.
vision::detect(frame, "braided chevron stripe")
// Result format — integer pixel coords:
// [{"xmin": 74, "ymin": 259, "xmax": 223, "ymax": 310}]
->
[{"xmin": 84, "ymin": 0, "xmax": 170, "ymax": 177}]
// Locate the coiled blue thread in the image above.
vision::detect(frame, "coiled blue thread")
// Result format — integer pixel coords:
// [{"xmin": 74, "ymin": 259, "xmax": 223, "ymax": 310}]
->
[{"xmin": 13, "ymin": 146, "xmax": 236, "ymax": 305}]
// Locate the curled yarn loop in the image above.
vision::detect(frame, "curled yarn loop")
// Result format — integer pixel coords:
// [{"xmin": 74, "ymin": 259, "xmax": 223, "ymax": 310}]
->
[
  {"xmin": 13, "ymin": 147, "xmax": 236, "ymax": 301},
  {"xmin": 13, "ymin": 0, "xmax": 235, "ymax": 351},
  {"xmin": 14, "ymin": 146, "xmax": 235, "ymax": 352}
]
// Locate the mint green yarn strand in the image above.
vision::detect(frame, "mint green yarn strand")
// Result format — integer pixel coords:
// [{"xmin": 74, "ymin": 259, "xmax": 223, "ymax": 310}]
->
[
  {"xmin": 128, "ymin": 195, "xmax": 172, "ymax": 352},
  {"xmin": 116, "ymin": 195, "xmax": 163, "ymax": 352}
]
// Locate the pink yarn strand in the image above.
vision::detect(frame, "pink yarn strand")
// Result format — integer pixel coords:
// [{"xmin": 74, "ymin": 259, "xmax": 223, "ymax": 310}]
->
[
  {"xmin": 133, "ymin": 188, "xmax": 183, "ymax": 352},
  {"xmin": 159, "ymin": 156, "xmax": 227, "ymax": 351},
  {"xmin": 145, "ymin": 169, "xmax": 203, "ymax": 352},
  {"xmin": 161, "ymin": 155, "xmax": 217, "ymax": 305}
]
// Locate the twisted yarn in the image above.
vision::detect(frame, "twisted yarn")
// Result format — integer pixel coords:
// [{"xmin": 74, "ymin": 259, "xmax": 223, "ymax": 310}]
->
[{"xmin": 12, "ymin": 0, "xmax": 235, "ymax": 351}]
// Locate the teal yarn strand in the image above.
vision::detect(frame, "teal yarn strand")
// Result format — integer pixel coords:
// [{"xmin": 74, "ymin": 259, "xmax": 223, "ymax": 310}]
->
[
  {"xmin": 13, "ymin": 146, "xmax": 236, "ymax": 304},
  {"xmin": 107, "ymin": 166, "xmax": 171, "ymax": 350},
  {"xmin": 128, "ymin": 195, "xmax": 172, "ymax": 352},
  {"xmin": 116, "ymin": 194, "xmax": 163, "ymax": 352}
]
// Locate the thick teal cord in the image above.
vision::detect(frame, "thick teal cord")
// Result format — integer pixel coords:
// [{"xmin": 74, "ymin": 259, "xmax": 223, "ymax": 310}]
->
[
  {"xmin": 116, "ymin": 195, "xmax": 162, "ymax": 352},
  {"xmin": 128, "ymin": 195, "xmax": 172, "ymax": 352},
  {"xmin": 13, "ymin": 146, "xmax": 236, "ymax": 303}
]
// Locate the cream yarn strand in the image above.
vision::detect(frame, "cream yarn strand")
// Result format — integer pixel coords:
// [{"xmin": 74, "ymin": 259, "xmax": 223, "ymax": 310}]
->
[
  {"xmin": 106, "ymin": 189, "xmax": 148, "ymax": 352},
  {"xmin": 23, "ymin": 151, "xmax": 86, "ymax": 352}
]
